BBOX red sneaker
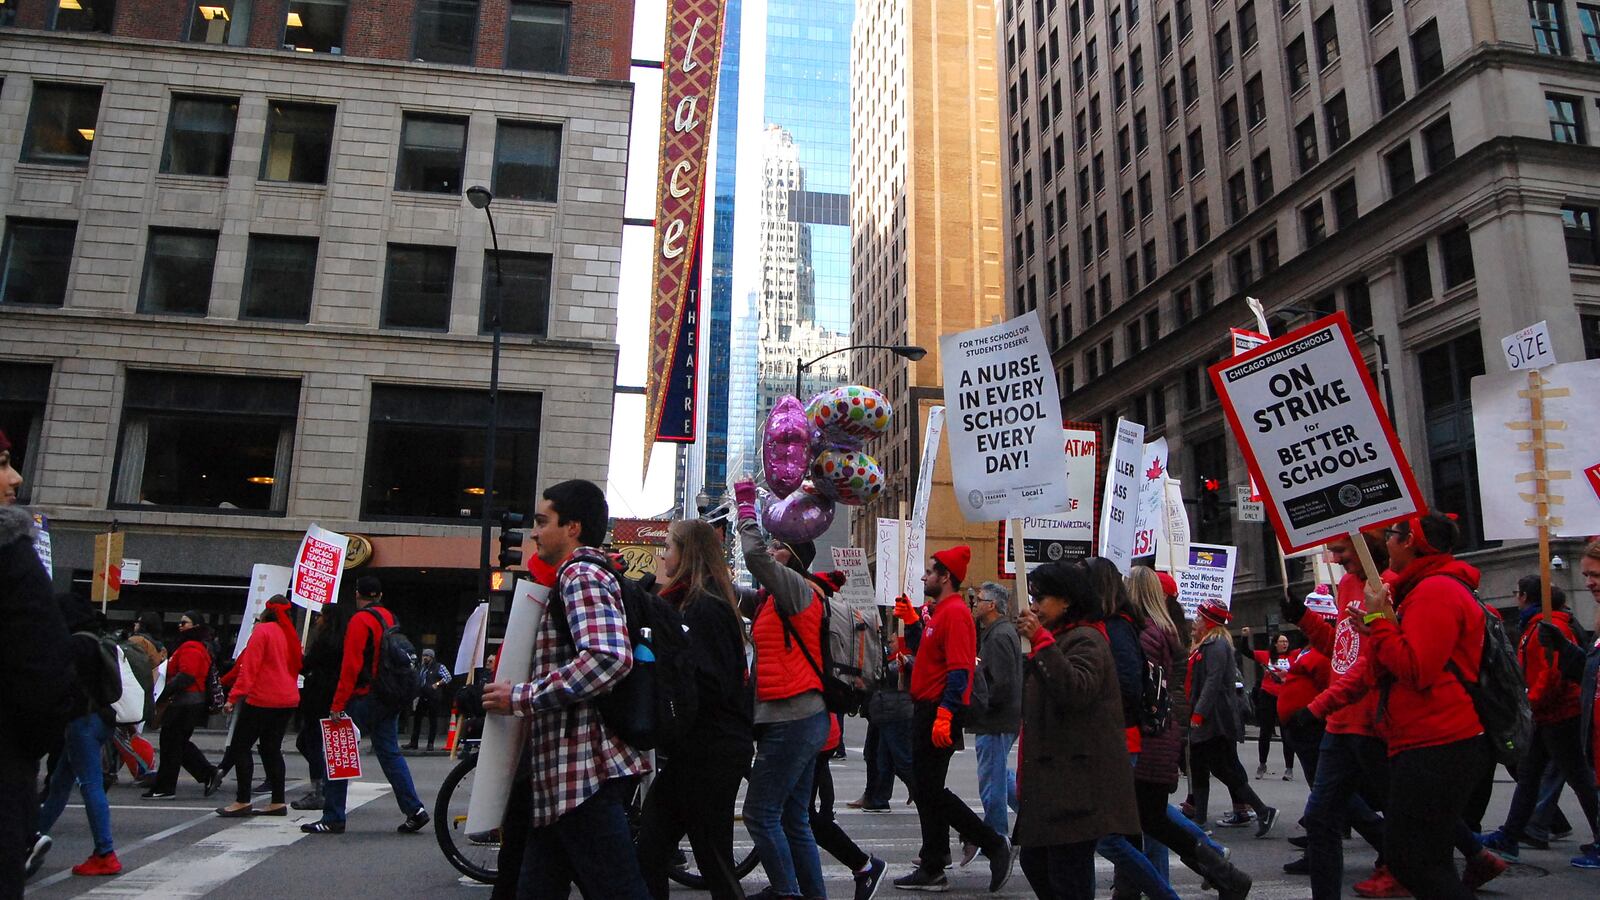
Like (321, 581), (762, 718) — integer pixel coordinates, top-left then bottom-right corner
(1463, 848), (1510, 889)
(72, 852), (122, 876)
(1353, 865), (1411, 898)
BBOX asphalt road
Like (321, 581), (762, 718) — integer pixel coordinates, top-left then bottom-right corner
(24, 725), (1598, 898)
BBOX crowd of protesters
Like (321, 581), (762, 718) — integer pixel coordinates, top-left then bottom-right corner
(9, 416), (1600, 900)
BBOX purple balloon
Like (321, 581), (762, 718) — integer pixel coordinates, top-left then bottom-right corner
(761, 482), (836, 543)
(762, 395), (811, 499)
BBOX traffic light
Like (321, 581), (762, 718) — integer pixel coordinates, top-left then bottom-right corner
(498, 510), (526, 569)
(1198, 478), (1223, 524)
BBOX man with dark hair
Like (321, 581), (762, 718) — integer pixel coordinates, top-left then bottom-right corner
(892, 545), (1013, 892)
(302, 576), (428, 835)
(482, 479), (649, 898)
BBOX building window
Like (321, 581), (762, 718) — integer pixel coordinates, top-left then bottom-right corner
(382, 244), (456, 330)
(1259, 230), (1279, 273)
(1221, 96), (1241, 147)
(1197, 271), (1215, 310)
(1423, 115), (1455, 170)
(1090, 95), (1103, 132)
(0, 363), (51, 506)
(1175, 286), (1193, 323)
(1173, 213), (1190, 259)
(1547, 93), (1587, 144)
(1096, 212), (1109, 253)
(1366, 0), (1392, 26)
(1375, 50), (1405, 115)
(1158, 13), (1173, 57)
(283, 0), (348, 53)
(1346, 276), (1373, 330)
(188, 0), (250, 44)
(1239, 1), (1258, 49)
(1143, 239), (1158, 282)
(1245, 74), (1266, 127)
(242, 236), (318, 322)
(1161, 79), (1178, 125)
(160, 94), (238, 178)
(1125, 252), (1140, 290)
(1193, 198), (1211, 244)
(1301, 199), (1327, 245)
(414, 0), (479, 65)
(1182, 368), (1200, 409)
(1121, 190), (1136, 231)
(1286, 35), (1309, 91)
(113, 371), (300, 514)
(1092, 153), (1105, 192)
(1186, 127), (1204, 176)
(1113, 66), (1127, 107)
(51, 0), (114, 30)
(1530, 1), (1570, 55)
(493, 120), (561, 202)
(1418, 333), (1488, 550)
(1581, 4), (1600, 60)
(1325, 92), (1350, 150)
(482, 251), (552, 336)
(1134, 108), (1149, 151)
(1401, 244), (1432, 305)
(1215, 23), (1234, 73)
(1564, 205), (1599, 265)
(1116, 126), (1131, 167)
(1087, 36), (1098, 71)
(1331, 177), (1358, 230)
(1137, 173), (1153, 217)
(1167, 145), (1183, 193)
(1227, 170), (1248, 223)
(1252, 150), (1274, 200)
(139, 229), (218, 316)
(1231, 246), (1253, 289)
(1440, 224), (1476, 288)
(1110, 5), (1122, 45)
(1192, 433), (1232, 543)
(1412, 19), (1444, 86)
(1181, 59), (1199, 106)
(1314, 9), (1340, 68)
(395, 113), (467, 194)
(1176, 0), (1192, 36)
(1, 219), (75, 308)
(22, 83), (101, 167)
(260, 101), (335, 184)
(1295, 115), (1319, 170)
(1130, 46), (1144, 90)
(1385, 143), (1415, 193)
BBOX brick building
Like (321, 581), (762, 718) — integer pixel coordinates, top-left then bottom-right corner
(998, 0), (1600, 628)
(0, 0), (634, 649)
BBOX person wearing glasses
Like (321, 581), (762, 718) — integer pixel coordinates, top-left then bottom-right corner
(963, 582), (1022, 867)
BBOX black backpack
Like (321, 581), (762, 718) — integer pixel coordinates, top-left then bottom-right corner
(360, 606), (422, 710)
(1139, 658), (1172, 735)
(552, 559), (698, 752)
(1446, 583), (1533, 769)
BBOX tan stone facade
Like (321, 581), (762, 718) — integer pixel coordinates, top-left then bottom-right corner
(851, 0), (1009, 586)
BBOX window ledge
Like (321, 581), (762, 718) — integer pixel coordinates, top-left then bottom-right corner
(14, 162), (89, 180)
(392, 190), (467, 205)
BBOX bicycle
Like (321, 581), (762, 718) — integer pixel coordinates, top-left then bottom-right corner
(434, 742), (760, 887)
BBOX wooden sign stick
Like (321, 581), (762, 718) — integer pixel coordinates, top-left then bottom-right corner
(1010, 518), (1029, 606)
(1528, 369), (1555, 617)
(1348, 529), (1385, 608)
(301, 606), (312, 651)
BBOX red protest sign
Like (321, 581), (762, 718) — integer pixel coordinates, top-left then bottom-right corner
(291, 524), (348, 612)
(321, 717), (362, 781)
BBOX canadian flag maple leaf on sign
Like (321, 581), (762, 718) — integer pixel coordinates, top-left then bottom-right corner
(1144, 458), (1165, 482)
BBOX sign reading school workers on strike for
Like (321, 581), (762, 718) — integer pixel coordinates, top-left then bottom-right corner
(1209, 312), (1423, 553)
(1173, 543), (1238, 621)
(1000, 425), (1099, 575)
(291, 524), (349, 612)
(941, 310), (1071, 522)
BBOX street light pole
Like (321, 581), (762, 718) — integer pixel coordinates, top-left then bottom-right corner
(793, 343), (929, 397)
(467, 185), (504, 603)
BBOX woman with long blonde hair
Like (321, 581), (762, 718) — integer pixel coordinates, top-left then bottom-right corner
(635, 519), (754, 900)
(1187, 601), (1276, 837)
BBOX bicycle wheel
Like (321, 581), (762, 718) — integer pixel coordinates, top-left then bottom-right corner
(433, 752), (499, 884)
(664, 839), (760, 889)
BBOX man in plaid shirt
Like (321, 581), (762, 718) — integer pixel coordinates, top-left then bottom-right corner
(482, 480), (649, 899)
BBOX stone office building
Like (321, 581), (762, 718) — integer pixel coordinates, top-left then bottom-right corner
(999, 0), (1600, 625)
(0, 0), (633, 649)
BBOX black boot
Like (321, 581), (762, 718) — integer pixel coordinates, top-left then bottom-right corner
(1182, 843), (1252, 900)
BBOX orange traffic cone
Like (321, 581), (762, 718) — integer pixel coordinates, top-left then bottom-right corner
(445, 714), (459, 757)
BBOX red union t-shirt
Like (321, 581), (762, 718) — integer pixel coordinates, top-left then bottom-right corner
(909, 594), (978, 704)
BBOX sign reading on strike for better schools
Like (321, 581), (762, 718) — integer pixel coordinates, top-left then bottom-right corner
(1098, 418), (1146, 573)
(1209, 312), (1423, 553)
(291, 524), (349, 612)
(1000, 425), (1099, 575)
(941, 310), (1071, 522)
(321, 716), (362, 780)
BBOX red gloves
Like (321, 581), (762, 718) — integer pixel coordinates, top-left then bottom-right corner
(893, 596), (920, 627)
(733, 480), (758, 522)
(1190, 714), (1204, 727)
(932, 707), (955, 748)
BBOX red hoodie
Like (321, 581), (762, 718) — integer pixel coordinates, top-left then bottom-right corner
(1366, 555), (1485, 756)
(331, 605), (395, 713)
(909, 594), (977, 704)
(168, 637), (210, 695)
(229, 620), (301, 709)
(1520, 609), (1582, 724)
(1276, 647), (1331, 719)
(1302, 571), (1393, 735)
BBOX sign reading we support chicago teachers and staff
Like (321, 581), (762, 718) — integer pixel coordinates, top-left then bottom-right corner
(941, 310), (1071, 522)
(1209, 312), (1422, 553)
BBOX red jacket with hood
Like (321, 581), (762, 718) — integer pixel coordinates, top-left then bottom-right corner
(1520, 609), (1583, 724)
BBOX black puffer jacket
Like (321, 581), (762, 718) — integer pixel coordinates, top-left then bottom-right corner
(0, 506), (72, 757)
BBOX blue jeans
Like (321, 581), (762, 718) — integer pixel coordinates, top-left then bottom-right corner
(1305, 731), (1389, 900)
(974, 732), (1016, 837)
(321, 695), (423, 824)
(866, 716), (914, 806)
(744, 710), (829, 897)
(39, 713), (114, 855)
(1527, 761), (1567, 839)
(1099, 832), (1179, 900)
(518, 775), (648, 900)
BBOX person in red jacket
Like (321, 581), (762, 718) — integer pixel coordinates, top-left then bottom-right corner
(1274, 642), (1330, 784)
(1480, 575), (1600, 860)
(216, 596), (302, 817)
(1241, 629), (1295, 780)
(891, 545), (1013, 892)
(144, 612), (221, 800)
(1355, 511), (1490, 899)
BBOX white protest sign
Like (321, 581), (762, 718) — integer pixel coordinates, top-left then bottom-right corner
(1231, 328), (1269, 357)
(1236, 485), (1265, 522)
(875, 518), (906, 607)
(907, 407), (946, 584)
(1131, 437), (1170, 558)
(121, 559), (141, 585)
(1501, 321), (1556, 372)
(1001, 425), (1099, 574)
(454, 602), (490, 676)
(941, 311), (1071, 522)
(466, 579), (548, 835)
(32, 512), (52, 573)
(290, 524), (349, 611)
(1154, 477), (1191, 572)
(1097, 418), (1145, 573)
(831, 547), (877, 611)
(1245, 296), (1271, 336)
(1209, 312), (1422, 553)
(237, 563), (292, 658)
(1472, 358), (1600, 538)
(1173, 542), (1238, 620)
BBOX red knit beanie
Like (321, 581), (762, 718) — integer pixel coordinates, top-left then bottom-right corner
(932, 546), (971, 584)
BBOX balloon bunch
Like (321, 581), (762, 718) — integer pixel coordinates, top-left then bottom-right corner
(760, 385), (892, 542)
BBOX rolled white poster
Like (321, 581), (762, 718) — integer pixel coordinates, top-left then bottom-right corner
(463, 579), (550, 836)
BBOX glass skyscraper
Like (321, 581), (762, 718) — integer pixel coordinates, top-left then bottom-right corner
(703, 0), (743, 502)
